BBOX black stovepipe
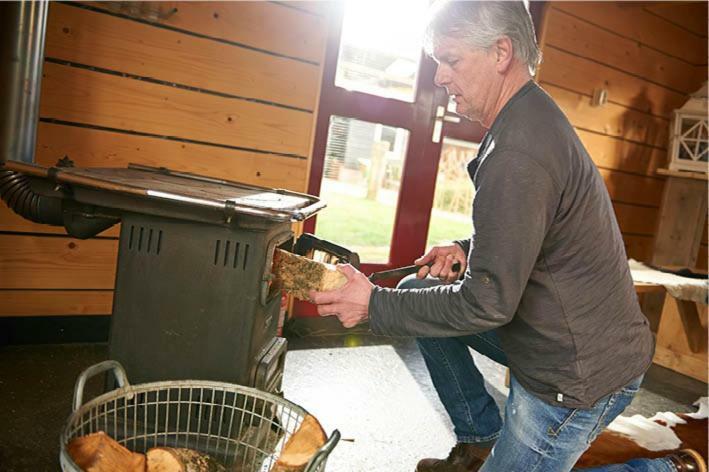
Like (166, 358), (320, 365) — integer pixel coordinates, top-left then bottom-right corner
(0, 169), (63, 225)
(0, 169), (119, 238)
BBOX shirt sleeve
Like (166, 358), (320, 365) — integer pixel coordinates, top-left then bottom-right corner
(369, 149), (560, 337)
(453, 238), (471, 256)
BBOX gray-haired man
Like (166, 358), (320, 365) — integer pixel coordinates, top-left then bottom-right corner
(311, 2), (707, 471)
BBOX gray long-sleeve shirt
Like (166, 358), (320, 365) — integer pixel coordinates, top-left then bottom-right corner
(369, 81), (655, 409)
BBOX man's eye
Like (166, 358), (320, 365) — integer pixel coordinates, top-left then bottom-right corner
(449, 60), (459, 67)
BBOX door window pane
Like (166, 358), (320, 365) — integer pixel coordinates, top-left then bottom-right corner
(335, 0), (429, 102)
(317, 116), (410, 263)
(426, 138), (478, 250)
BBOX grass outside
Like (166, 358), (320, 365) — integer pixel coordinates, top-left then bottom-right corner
(316, 191), (471, 262)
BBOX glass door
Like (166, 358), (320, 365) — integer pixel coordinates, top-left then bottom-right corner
(425, 136), (479, 250)
(306, 0), (436, 269)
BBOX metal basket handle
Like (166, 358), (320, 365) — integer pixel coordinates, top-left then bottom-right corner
(305, 429), (340, 472)
(72, 360), (130, 412)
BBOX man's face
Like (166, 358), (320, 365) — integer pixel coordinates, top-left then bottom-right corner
(432, 35), (500, 125)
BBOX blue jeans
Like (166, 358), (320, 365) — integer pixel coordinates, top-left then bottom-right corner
(400, 276), (673, 472)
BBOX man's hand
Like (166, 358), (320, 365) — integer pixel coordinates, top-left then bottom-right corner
(309, 264), (374, 328)
(415, 243), (467, 284)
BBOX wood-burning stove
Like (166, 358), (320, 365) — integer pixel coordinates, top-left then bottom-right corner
(4, 162), (327, 394)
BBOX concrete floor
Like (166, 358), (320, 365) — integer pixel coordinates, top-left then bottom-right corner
(0, 335), (706, 471)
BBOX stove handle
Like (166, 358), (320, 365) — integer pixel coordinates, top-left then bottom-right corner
(293, 233), (361, 269)
(290, 199), (327, 221)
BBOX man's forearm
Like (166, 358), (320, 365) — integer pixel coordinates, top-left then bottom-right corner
(368, 278), (512, 338)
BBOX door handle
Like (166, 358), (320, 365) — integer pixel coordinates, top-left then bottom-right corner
(432, 105), (461, 143)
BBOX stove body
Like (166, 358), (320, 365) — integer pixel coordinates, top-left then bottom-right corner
(110, 211), (291, 392)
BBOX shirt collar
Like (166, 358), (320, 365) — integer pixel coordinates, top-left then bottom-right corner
(466, 80), (536, 182)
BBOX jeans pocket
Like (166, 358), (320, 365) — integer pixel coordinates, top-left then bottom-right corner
(587, 395), (616, 443)
(546, 407), (580, 437)
(620, 385), (640, 396)
(587, 389), (636, 443)
(619, 374), (644, 396)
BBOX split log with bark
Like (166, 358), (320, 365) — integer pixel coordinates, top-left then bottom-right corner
(146, 447), (226, 472)
(270, 415), (328, 472)
(67, 431), (226, 472)
(67, 431), (146, 472)
(272, 249), (348, 300)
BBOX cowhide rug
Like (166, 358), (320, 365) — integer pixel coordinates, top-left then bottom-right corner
(576, 397), (708, 468)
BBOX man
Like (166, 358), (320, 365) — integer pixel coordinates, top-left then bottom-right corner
(310, 2), (707, 471)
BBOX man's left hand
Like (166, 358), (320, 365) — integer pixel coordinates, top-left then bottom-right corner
(309, 264), (374, 328)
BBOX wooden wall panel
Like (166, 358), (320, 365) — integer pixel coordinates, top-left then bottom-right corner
(623, 235), (653, 262)
(545, 84), (669, 148)
(539, 47), (687, 117)
(0, 291), (113, 316)
(35, 122), (309, 191)
(643, 3), (709, 38)
(597, 169), (663, 208)
(285, 2), (331, 17)
(85, 1), (327, 63)
(0, 235), (117, 290)
(697, 219), (708, 271)
(0, 206), (120, 237)
(47, 3), (320, 111)
(613, 203), (657, 236)
(697, 245), (708, 271)
(544, 7), (703, 94)
(552, 2), (707, 65)
(576, 129), (666, 177)
(0, 208), (65, 235)
(2, 1), (328, 318)
(40, 62), (313, 158)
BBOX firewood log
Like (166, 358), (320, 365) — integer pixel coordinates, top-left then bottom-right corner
(67, 431), (146, 472)
(146, 447), (226, 472)
(270, 415), (327, 472)
(272, 249), (348, 300)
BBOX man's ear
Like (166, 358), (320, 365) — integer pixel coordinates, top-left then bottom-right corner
(494, 36), (514, 73)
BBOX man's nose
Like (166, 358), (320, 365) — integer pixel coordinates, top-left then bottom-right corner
(433, 65), (450, 88)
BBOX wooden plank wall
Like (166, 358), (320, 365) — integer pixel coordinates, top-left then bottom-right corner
(699, 224), (708, 271)
(537, 1), (708, 264)
(0, 2), (328, 317)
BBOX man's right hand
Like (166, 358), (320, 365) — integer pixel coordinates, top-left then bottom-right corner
(415, 243), (467, 284)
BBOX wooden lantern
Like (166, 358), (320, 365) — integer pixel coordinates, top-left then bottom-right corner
(669, 82), (708, 173)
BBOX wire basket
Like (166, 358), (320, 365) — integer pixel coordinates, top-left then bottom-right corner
(60, 361), (339, 472)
